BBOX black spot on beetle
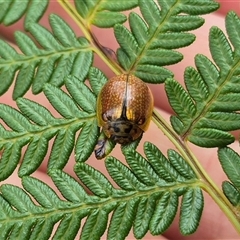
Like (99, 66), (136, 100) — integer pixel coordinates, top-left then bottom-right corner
(113, 126), (120, 133)
(124, 125), (132, 133)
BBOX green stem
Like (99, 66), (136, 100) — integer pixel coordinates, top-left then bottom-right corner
(152, 109), (240, 234)
(57, 0), (122, 75)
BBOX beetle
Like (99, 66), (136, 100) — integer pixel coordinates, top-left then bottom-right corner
(95, 74), (153, 159)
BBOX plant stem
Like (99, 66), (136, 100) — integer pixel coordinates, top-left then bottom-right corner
(57, 0), (122, 75)
(152, 109), (240, 234)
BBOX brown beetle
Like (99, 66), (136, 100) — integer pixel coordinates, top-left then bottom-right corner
(95, 74), (153, 159)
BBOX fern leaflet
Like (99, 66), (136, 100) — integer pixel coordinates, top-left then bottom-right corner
(114, 0), (219, 83)
(166, 12), (240, 147)
(0, 0), (48, 27)
(0, 70), (108, 180)
(0, 14), (92, 99)
(218, 147), (240, 207)
(74, 0), (138, 28)
(0, 143), (203, 239)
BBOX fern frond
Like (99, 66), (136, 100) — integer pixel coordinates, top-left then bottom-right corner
(0, 142), (203, 239)
(114, 0), (219, 83)
(74, 0), (138, 28)
(0, 0), (48, 27)
(0, 74), (103, 180)
(166, 11), (240, 147)
(0, 14), (93, 99)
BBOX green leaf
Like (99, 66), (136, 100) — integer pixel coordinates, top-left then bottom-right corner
(0, 193), (19, 218)
(0, 143), (23, 181)
(24, 0), (49, 29)
(43, 84), (82, 119)
(49, 14), (79, 47)
(0, 66), (18, 96)
(1, 0), (28, 25)
(0, 184), (37, 213)
(0, 172), (103, 239)
(32, 59), (56, 94)
(17, 98), (55, 126)
(195, 54), (219, 94)
(184, 66), (209, 104)
(0, 1), (224, 238)
(65, 75), (96, 114)
(222, 181), (240, 206)
(70, 51), (93, 81)
(150, 192), (178, 234)
(13, 63), (37, 99)
(114, 24), (139, 67)
(92, 12), (126, 28)
(170, 116), (185, 134)
(150, 32), (196, 49)
(133, 195), (159, 239)
(28, 23), (62, 51)
(18, 136), (48, 177)
(199, 112), (240, 131)
(0, 104), (35, 132)
(139, 49), (183, 66)
(209, 26), (233, 73)
(178, 0), (219, 15)
(74, 0), (88, 18)
(218, 147), (240, 188)
(15, 31), (41, 55)
(47, 128), (76, 170)
(9, 220), (36, 240)
(0, 88), (93, 180)
(105, 156), (145, 190)
(0, 1), (11, 22)
(75, 120), (99, 162)
(144, 142), (183, 182)
(29, 217), (62, 240)
(75, 162), (114, 198)
(129, 12), (148, 48)
(166, 16), (205, 31)
(49, 54), (77, 87)
(52, 213), (81, 240)
(22, 176), (63, 208)
(98, 0), (138, 11)
(0, 140), (204, 239)
(135, 65), (173, 83)
(74, 0), (137, 27)
(0, 39), (19, 59)
(226, 11), (240, 57)
(80, 209), (108, 240)
(139, 0), (161, 33)
(0, 0), (48, 26)
(50, 169), (89, 203)
(167, 150), (196, 179)
(125, 149), (163, 186)
(188, 128), (234, 147)
(180, 188), (204, 235)
(107, 198), (139, 240)
(165, 78), (196, 120)
(88, 67), (108, 96)
(211, 93), (240, 112)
